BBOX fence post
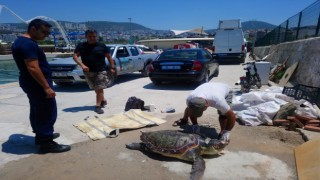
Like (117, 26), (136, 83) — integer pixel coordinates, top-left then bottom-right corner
(284, 20), (289, 42)
(277, 26), (281, 44)
(296, 12), (302, 40)
(316, 12), (320, 36)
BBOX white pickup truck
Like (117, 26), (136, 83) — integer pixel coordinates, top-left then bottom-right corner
(49, 44), (159, 87)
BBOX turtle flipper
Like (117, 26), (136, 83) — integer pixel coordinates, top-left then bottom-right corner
(190, 156), (205, 180)
(125, 142), (142, 150)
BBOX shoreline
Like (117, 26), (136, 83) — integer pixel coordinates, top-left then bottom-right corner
(0, 52), (73, 61)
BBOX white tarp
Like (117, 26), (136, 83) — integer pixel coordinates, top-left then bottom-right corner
(232, 87), (318, 126)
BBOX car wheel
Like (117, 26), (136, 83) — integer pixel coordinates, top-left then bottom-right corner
(239, 57), (245, 64)
(253, 76), (262, 88)
(106, 71), (116, 87)
(213, 68), (219, 77)
(54, 81), (73, 86)
(141, 63), (151, 77)
(152, 80), (161, 86)
(202, 71), (209, 83)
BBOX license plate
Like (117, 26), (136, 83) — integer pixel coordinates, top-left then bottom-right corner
(161, 66), (181, 70)
(52, 72), (67, 77)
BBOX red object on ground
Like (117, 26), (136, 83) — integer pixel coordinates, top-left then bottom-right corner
(304, 125), (320, 132)
(295, 114), (314, 122)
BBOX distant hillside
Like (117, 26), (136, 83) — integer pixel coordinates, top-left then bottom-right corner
(205, 20), (277, 34)
(60, 21), (151, 31)
(1, 20), (276, 33)
(1, 20), (151, 32)
(242, 21), (276, 31)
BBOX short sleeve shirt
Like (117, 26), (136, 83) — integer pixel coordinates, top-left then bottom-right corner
(186, 82), (232, 114)
(74, 42), (109, 72)
(12, 36), (51, 86)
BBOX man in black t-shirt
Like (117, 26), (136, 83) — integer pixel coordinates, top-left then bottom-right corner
(73, 29), (115, 114)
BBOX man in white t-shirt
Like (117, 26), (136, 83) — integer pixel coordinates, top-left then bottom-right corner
(174, 82), (236, 143)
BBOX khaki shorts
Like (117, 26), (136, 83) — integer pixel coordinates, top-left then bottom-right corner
(218, 91), (233, 116)
(84, 71), (108, 90)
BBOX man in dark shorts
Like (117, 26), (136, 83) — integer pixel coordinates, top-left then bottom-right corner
(174, 82), (236, 143)
(12, 19), (71, 153)
(73, 29), (115, 114)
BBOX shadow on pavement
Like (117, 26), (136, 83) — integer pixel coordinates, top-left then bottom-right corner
(53, 83), (90, 92)
(143, 82), (199, 91)
(63, 105), (95, 113)
(2, 134), (37, 155)
(114, 73), (146, 84)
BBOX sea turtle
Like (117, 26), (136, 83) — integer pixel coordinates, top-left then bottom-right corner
(126, 130), (227, 180)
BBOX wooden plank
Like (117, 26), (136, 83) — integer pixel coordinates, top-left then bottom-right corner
(295, 138), (320, 180)
(278, 62), (299, 86)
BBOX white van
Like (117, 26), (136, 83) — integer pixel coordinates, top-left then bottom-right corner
(212, 20), (246, 63)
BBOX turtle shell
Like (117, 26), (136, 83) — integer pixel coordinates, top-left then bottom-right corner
(140, 130), (201, 156)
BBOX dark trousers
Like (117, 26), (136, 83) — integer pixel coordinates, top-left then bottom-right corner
(21, 83), (57, 143)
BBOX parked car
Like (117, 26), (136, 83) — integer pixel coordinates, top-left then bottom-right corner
(148, 48), (219, 85)
(49, 44), (159, 87)
(135, 44), (158, 54)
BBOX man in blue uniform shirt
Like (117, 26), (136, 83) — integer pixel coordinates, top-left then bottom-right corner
(12, 19), (71, 153)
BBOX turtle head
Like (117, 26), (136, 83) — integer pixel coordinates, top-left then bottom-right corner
(202, 138), (227, 155)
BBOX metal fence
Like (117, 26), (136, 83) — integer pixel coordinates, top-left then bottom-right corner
(255, 0), (320, 47)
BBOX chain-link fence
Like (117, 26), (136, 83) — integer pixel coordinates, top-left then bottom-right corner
(255, 0), (320, 47)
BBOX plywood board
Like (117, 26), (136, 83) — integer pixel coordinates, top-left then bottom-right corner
(278, 62), (299, 86)
(73, 109), (166, 140)
(294, 137), (320, 180)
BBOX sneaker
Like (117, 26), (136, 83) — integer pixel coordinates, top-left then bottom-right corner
(100, 100), (107, 108)
(38, 141), (71, 154)
(95, 106), (104, 114)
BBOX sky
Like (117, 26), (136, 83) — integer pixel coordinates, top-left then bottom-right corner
(0, 0), (317, 30)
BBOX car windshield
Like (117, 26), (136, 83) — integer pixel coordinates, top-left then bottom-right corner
(140, 46), (153, 52)
(158, 50), (199, 60)
(106, 46), (116, 55)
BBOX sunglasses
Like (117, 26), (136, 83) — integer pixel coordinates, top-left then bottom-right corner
(41, 30), (51, 35)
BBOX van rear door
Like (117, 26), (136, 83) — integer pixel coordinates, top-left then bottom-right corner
(215, 30), (229, 53)
(228, 29), (244, 53)
(215, 29), (244, 53)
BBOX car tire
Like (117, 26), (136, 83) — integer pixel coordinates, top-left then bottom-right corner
(151, 80), (161, 86)
(253, 76), (262, 88)
(54, 81), (73, 86)
(239, 57), (245, 64)
(141, 63), (151, 77)
(213, 68), (219, 77)
(202, 71), (209, 83)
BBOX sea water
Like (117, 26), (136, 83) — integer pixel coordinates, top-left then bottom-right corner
(0, 58), (54, 85)
(0, 60), (19, 84)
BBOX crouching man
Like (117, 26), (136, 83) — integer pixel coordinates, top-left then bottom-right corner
(174, 82), (236, 143)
